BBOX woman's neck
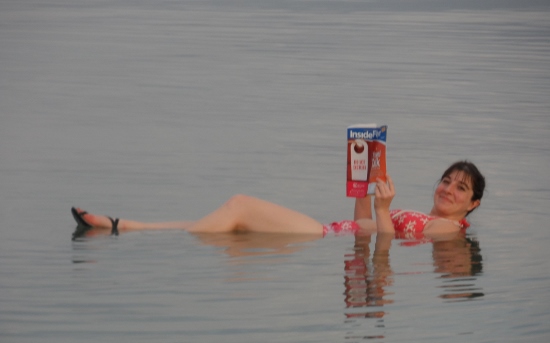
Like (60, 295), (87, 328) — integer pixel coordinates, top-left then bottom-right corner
(429, 207), (465, 222)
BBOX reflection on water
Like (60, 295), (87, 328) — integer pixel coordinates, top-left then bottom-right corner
(191, 232), (317, 258)
(433, 236), (484, 302)
(192, 232), (319, 283)
(342, 232), (484, 339)
(344, 234), (393, 317)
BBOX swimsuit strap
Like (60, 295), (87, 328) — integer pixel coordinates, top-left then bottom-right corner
(391, 209), (435, 219)
(458, 218), (470, 229)
(390, 209), (408, 219)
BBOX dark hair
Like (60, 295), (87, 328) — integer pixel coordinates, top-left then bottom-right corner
(440, 160), (485, 216)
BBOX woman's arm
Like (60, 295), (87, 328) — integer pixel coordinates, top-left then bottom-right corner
(354, 195), (373, 221)
(422, 219), (462, 237)
(354, 195), (378, 232)
(374, 176), (396, 233)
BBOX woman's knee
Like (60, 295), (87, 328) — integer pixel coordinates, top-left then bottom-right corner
(224, 194), (255, 211)
(221, 194), (258, 229)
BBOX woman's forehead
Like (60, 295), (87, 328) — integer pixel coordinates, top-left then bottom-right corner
(447, 170), (473, 185)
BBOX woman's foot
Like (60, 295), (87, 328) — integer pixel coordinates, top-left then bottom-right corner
(71, 207), (120, 240)
(72, 207), (116, 229)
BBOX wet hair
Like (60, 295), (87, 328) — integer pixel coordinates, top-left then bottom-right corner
(440, 160), (486, 216)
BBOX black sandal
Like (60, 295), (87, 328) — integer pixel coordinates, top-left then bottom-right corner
(71, 207), (120, 239)
(71, 207), (92, 228)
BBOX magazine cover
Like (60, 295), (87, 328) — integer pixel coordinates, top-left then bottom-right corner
(346, 124), (387, 197)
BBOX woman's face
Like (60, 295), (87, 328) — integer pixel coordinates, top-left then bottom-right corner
(432, 170), (480, 220)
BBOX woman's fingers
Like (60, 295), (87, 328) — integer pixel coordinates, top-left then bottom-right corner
(375, 177), (391, 197)
(375, 181), (384, 198)
(387, 175), (395, 194)
(374, 176), (394, 212)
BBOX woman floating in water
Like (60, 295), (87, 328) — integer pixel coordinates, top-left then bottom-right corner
(71, 160), (485, 240)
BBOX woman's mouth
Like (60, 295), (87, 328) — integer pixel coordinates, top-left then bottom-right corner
(439, 196), (453, 203)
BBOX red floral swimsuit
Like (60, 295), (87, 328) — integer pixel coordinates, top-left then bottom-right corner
(323, 209), (469, 237)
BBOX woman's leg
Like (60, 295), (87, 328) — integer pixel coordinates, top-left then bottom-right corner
(73, 194), (324, 236)
(73, 208), (193, 232)
(186, 194), (323, 235)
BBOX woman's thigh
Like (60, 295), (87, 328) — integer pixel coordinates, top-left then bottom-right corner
(188, 194), (324, 235)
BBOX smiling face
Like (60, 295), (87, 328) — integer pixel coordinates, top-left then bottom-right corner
(431, 170), (480, 221)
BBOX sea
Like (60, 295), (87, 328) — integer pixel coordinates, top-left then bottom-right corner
(1, 0), (549, 342)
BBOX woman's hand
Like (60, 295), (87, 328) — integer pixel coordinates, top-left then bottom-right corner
(374, 175), (396, 233)
(374, 175), (395, 212)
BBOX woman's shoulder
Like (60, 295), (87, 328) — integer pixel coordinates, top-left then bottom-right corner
(423, 217), (469, 234)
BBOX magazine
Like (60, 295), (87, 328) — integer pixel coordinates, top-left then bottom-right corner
(346, 124), (387, 197)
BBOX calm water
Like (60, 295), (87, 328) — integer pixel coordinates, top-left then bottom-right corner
(1, 1), (549, 342)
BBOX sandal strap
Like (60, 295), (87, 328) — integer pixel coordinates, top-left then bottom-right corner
(108, 217), (120, 236)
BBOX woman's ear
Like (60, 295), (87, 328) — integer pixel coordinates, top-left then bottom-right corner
(468, 199), (481, 212)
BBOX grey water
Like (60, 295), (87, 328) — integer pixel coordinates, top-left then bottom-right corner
(1, 0), (549, 342)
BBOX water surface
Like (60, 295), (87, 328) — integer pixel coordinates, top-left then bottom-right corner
(1, 1), (549, 342)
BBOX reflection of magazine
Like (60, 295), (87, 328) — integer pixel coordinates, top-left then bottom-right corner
(346, 124), (387, 197)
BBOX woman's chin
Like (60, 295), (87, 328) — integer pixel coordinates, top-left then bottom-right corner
(433, 204), (452, 217)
